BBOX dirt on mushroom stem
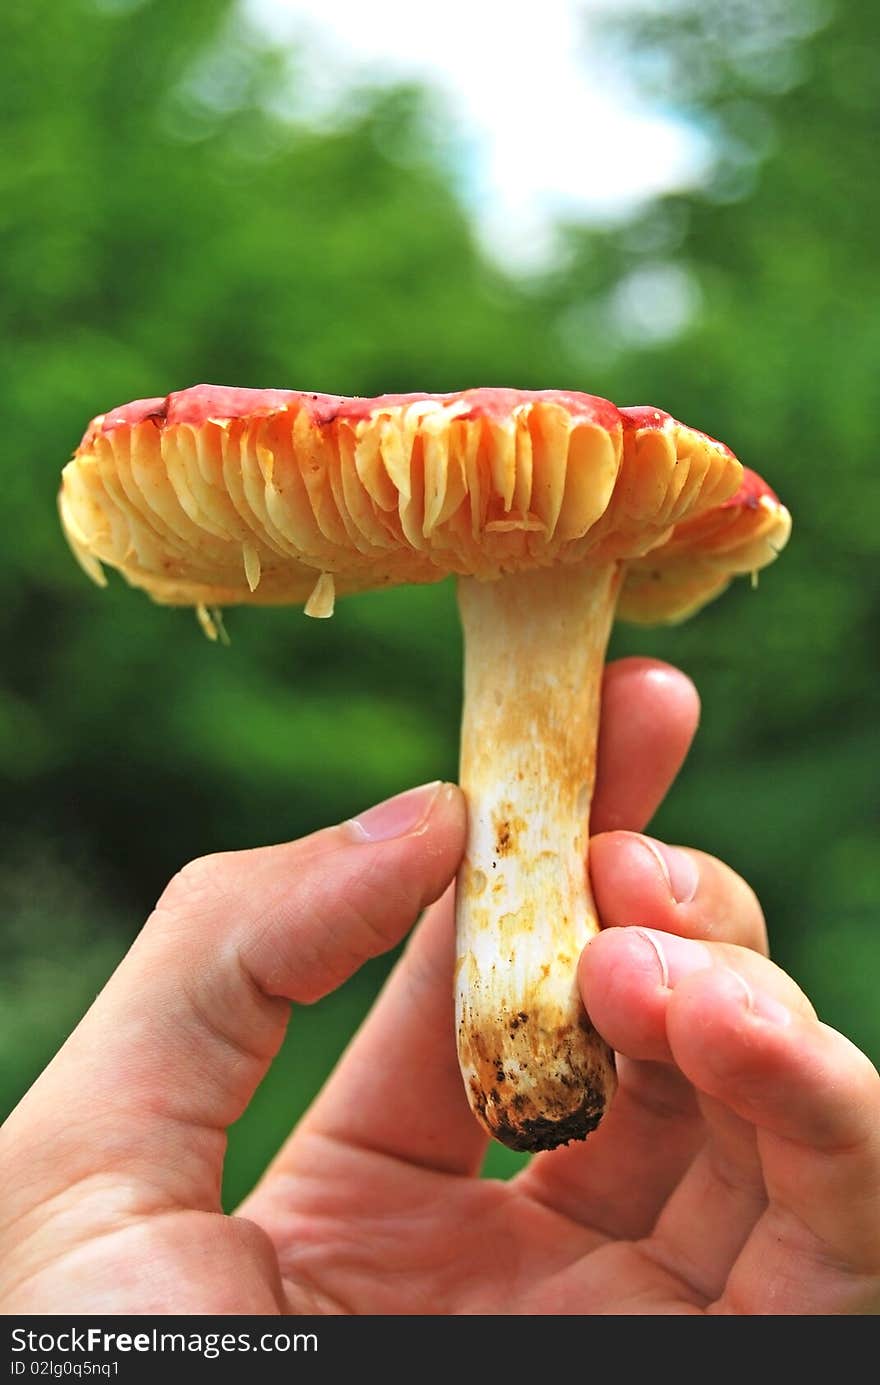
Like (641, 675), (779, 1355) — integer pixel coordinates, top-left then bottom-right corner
(455, 560), (620, 1152)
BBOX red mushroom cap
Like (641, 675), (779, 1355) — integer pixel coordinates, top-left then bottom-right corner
(59, 384), (787, 621)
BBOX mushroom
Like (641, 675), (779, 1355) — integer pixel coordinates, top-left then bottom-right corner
(58, 385), (791, 1151)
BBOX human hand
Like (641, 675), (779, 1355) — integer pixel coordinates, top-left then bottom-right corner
(1, 658), (877, 1315)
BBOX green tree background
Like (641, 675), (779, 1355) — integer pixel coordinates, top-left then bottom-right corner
(2, 0), (878, 1196)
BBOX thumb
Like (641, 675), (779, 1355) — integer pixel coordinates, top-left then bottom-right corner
(2, 782), (465, 1215)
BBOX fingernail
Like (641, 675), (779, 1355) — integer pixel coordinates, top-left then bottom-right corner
(346, 781), (443, 843)
(633, 928), (670, 986)
(722, 967), (792, 1026)
(634, 928), (712, 987)
(644, 837), (700, 904)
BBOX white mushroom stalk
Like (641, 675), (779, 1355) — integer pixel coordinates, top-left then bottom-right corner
(457, 561), (620, 1150)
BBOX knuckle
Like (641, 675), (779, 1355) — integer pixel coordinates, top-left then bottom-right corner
(738, 877), (768, 952)
(155, 851), (238, 923)
(839, 1036), (880, 1098)
(702, 857), (768, 953)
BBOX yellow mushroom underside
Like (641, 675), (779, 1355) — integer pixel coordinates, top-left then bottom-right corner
(59, 397), (746, 613)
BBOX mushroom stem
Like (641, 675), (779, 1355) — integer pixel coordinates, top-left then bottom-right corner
(456, 560), (621, 1152)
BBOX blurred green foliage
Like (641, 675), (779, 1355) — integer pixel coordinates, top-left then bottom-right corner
(1, 0), (878, 1201)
